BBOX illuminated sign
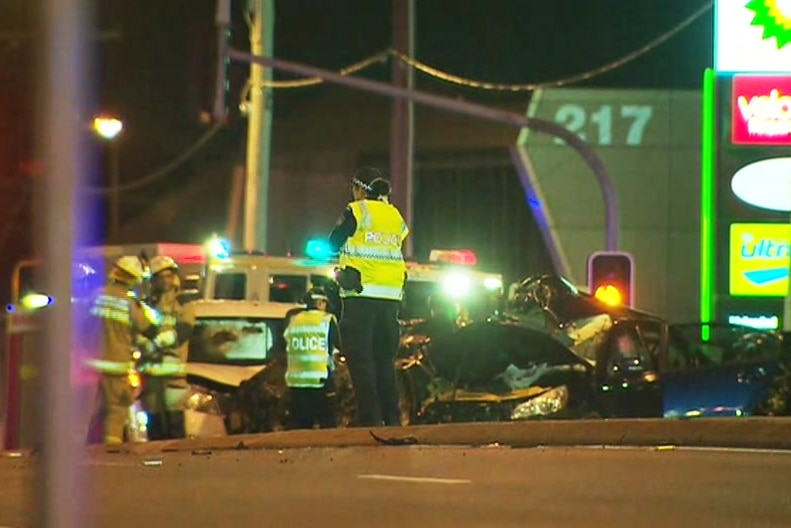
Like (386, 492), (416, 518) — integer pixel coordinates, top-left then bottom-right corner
(730, 223), (791, 296)
(716, 0), (791, 73)
(728, 313), (780, 329)
(731, 157), (791, 211)
(731, 75), (791, 145)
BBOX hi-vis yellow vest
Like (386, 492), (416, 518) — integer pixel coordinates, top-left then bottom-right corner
(284, 310), (334, 388)
(338, 199), (409, 300)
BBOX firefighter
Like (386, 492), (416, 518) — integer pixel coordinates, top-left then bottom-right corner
(283, 287), (341, 429)
(328, 167), (409, 427)
(85, 256), (177, 445)
(139, 255), (196, 440)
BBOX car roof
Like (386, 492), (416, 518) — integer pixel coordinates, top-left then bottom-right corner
(190, 299), (303, 319)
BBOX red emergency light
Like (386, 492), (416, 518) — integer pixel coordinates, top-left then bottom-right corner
(177, 254), (206, 264)
(428, 249), (478, 266)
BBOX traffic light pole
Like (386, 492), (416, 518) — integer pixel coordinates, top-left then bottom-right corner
(225, 48), (620, 251)
(390, 0), (415, 257)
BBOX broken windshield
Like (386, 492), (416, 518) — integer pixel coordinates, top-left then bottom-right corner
(188, 317), (286, 365)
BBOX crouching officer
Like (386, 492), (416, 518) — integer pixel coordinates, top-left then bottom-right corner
(138, 255), (196, 440)
(84, 256), (177, 445)
(283, 287), (341, 429)
(328, 167), (409, 426)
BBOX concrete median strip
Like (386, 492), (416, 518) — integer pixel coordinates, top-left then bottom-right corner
(72, 417), (791, 456)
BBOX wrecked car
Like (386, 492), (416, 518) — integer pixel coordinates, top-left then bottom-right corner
(394, 275), (666, 423)
(182, 299), (356, 436)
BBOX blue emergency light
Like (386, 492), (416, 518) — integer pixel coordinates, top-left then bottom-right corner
(305, 238), (334, 261)
(206, 235), (232, 259)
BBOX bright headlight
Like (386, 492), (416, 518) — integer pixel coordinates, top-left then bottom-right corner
(484, 277), (503, 291)
(441, 271), (472, 298)
(511, 385), (569, 420)
(185, 386), (223, 415)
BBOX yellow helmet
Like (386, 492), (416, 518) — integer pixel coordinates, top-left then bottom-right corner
(149, 255), (178, 276)
(113, 256), (146, 284)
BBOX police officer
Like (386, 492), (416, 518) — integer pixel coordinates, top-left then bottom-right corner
(283, 287), (341, 429)
(85, 256), (176, 445)
(328, 167), (409, 427)
(139, 255), (196, 440)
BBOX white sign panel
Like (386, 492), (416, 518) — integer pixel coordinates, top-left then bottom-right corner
(715, 0), (791, 73)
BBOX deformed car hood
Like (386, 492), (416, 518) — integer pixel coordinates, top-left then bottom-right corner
(424, 321), (589, 384)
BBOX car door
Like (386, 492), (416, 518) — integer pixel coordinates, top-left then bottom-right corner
(596, 321), (663, 418)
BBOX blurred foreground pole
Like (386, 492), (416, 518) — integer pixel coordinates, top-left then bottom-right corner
(35, 0), (91, 526)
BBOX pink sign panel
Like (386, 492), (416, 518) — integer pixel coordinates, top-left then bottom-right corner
(732, 75), (791, 146)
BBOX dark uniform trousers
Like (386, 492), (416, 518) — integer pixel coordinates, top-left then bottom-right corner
(340, 297), (402, 427)
(287, 377), (337, 430)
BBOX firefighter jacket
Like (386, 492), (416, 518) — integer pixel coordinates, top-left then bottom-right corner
(147, 290), (195, 388)
(284, 310), (337, 388)
(85, 283), (164, 374)
(337, 199), (409, 301)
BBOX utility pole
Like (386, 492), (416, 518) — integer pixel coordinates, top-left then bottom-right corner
(390, 0), (415, 256)
(243, 0), (274, 252)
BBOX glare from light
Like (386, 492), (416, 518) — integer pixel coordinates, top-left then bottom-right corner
(483, 277), (503, 291)
(206, 234), (231, 259)
(594, 284), (623, 306)
(92, 116), (123, 140)
(20, 293), (54, 311)
(305, 238), (333, 261)
(442, 271), (472, 298)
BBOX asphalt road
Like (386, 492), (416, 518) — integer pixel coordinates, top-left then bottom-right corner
(2, 444), (790, 527)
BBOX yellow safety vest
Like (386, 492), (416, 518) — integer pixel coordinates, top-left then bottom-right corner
(284, 310), (334, 388)
(338, 199), (409, 301)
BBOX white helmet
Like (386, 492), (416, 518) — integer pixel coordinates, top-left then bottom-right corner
(113, 256), (146, 282)
(149, 255), (178, 275)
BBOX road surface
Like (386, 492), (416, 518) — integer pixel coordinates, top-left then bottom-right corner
(2, 444), (790, 527)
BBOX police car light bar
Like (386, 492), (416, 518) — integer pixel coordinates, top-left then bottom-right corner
(428, 249), (478, 266)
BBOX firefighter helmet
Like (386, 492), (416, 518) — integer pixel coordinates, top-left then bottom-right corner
(149, 255), (178, 276)
(113, 256), (146, 283)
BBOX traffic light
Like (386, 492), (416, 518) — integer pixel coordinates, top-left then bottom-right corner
(587, 251), (634, 307)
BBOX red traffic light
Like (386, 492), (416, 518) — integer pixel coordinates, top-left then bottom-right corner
(587, 251), (634, 306)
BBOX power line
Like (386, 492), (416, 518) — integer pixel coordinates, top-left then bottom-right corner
(84, 121), (225, 194)
(390, 1), (713, 92)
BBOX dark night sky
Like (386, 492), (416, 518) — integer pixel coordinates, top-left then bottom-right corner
(91, 0), (714, 126)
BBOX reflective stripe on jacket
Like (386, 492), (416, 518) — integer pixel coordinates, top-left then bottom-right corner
(284, 310), (334, 388)
(338, 199), (408, 301)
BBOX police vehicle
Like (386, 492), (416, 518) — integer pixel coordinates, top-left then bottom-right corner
(201, 237), (505, 322)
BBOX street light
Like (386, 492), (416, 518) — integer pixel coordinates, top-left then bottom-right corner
(92, 116), (122, 139)
(92, 115), (122, 240)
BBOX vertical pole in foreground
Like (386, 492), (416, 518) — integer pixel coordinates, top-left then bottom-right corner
(36, 0), (90, 526)
(243, 0), (274, 252)
(390, 0), (415, 256)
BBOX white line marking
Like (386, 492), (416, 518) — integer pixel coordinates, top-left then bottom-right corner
(358, 474), (471, 485)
